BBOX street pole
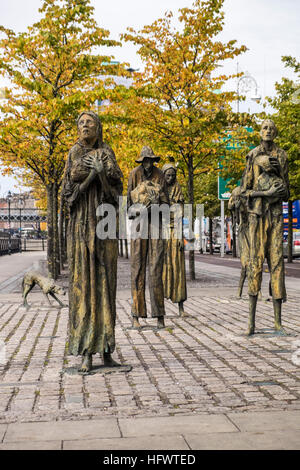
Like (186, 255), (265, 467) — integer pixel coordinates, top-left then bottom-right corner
(236, 62), (239, 113)
(19, 206), (22, 252)
(196, 204), (204, 253)
(221, 200), (225, 258)
(7, 191), (12, 255)
(18, 196), (25, 253)
(237, 71), (261, 114)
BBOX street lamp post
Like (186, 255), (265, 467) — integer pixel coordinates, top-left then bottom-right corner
(7, 190), (12, 255)
(237, 72), (261, 113)
(19, 196), (25, 252)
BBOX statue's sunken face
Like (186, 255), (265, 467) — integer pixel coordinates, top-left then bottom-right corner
(164, 168), (176, 185)
(142, 157), (154, 174)
(77, 113), (97, 141)
(260, 120), (277, 142)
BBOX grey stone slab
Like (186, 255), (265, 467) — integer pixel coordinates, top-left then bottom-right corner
(0, 440), (61, 450)
(185, 430), (300, 450)
(119, 414), (237, 437)
(0, 424), (7, 442)
(5, 419), (120, 442)
(63, 434), (189, 450)
(227, 411), (300, 432)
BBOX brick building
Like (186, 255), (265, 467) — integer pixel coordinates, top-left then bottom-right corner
(0, 191), (46, 233)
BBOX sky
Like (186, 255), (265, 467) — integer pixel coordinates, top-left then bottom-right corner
(0, 0), (299, 196)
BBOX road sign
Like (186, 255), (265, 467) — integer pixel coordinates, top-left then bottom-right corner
(218, 176), (232, 200)
(218, 127), (253, 200)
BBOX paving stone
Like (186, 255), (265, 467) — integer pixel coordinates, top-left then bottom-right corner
(63, 434), (189, 450)
(0, 440), (61, 450)
(119, 414), (237, 437)
(0, 424), (7, 441)
(227, 410), (300, 432)
(1, 256), (300, 423)
(185, 430), (300, 450)
(4, 419), (120, 442)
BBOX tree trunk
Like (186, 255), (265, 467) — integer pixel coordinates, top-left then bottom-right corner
(119, 239), (124, 257)
(287, 200), (293, 263)
(209, 217), (213, 255)
(125, 239), (128, 259)
(188, 157), (195, 280)
(232, 210), (237, 258)
(46, 184), (55, 278)
(64, 216), (68, 262)
(46, 182), (60, 279)
(53, 181), (60, 278)
(58, 195), (65, 272)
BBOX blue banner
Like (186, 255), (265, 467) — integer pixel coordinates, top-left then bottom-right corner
(283, 200), (300, 239)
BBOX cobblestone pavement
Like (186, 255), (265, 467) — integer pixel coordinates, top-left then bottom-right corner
(0, 267), (299, 424)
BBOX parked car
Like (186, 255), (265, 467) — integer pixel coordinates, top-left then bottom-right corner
(212, 237), (232, 254)
(283, 231), (300, 258)
(204, 238), (218, 253)
(213, 238), (221, 253)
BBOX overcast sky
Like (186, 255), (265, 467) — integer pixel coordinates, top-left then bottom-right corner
(0, 0), (299, 196)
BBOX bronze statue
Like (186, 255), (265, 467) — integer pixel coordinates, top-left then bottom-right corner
(239, 119), (289, 336)
(228, 186), (248, 298)
(62, 111), (123, 372)
(161, 163), (187, 315)
(127, 146), (169, 329)
(22, 271), (66, 309)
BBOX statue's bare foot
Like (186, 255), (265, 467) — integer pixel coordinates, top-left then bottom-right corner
(103, 352), (121, 367)
(79, 353), (92, 373)
(157, 316), (165, 329)
(274, 326), (288, 336)
(132, 316), (141, 329)
(179, 302), (186, 316)
(245, 327), (255, 336)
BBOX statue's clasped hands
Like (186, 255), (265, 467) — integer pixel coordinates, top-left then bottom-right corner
(248, 181), (286, 198)
(268, 181), (286, 197)
(145, 189), (158, 208)
(269, 157), (281, 173)
(83, 150), (104, 174)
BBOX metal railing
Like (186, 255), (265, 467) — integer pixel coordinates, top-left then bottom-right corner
(0, 233), (21, 256)
(22, 238), (47, 252)
(0, 232), (47, 255)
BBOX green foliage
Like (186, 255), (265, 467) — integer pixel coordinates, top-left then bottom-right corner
(0, 0), (124, 190)
(266, 56), (300, 201)
(0, 0), (126, 277)
(121, 0), (248, 205)
(195, 172), (220, 218)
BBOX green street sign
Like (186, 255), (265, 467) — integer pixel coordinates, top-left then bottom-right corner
(218, 127), (253, 200)
(218, 176), (232, 200)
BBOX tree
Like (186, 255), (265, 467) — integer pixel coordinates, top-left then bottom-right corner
(121, 0), (247, 279)
(266, 56), (300, 263)
(194, 171), (220, 254)
(0, 0), (124, 277)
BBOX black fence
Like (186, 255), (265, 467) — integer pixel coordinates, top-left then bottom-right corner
(0, 233), (21, 255)
(22, 238), (47, 251)
(0, 232), (47, 255)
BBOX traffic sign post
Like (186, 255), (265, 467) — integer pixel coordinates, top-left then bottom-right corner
(218, 175), (231, 258)
(218, 176), (232, 201)
(217, 127), (253, 256)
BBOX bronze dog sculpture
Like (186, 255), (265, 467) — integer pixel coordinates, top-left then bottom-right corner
(22, 271), (66, 309)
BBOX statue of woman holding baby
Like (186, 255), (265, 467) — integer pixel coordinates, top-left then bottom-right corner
(62, 111), (123, 372)
(240, 119), (289, 336)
